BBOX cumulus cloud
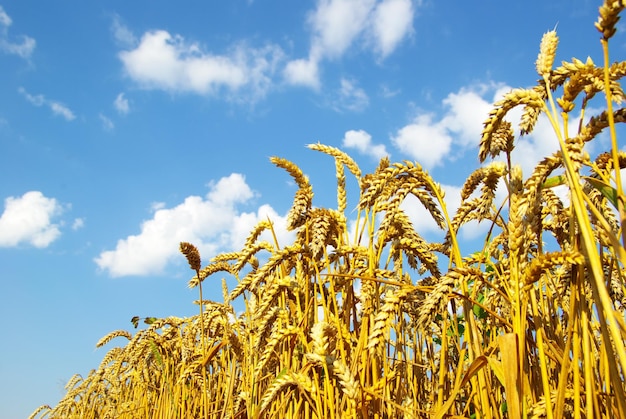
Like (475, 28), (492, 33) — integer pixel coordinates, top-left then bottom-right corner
(119, 30), (284, 101)
(342, 129), (388, 160)
(392, 114), (453, 169)
(0, 6), (35, 59)
(18, 87), (76, 121)
(0, 191), (65, 248)
(114, 92), (130, 114)
(94, 174), (292, 277)
(391, 84), (509, 169)
(285, 0), (417, 88)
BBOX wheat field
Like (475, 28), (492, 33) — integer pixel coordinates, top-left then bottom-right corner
(32, 1), (626, 418)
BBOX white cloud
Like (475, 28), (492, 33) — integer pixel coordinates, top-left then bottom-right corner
(72, 218), (85, 230)
(342, 129), (388, 160)
(0, 191), (65, 248)
(18, 87), (44, 106)
(440, 87), (494, 147)
(0, 6), (35, 59)
(99, 113), (114, 130)
(400, 183), (460, 236)
(94, 174), (292, 277)
(380, 84), (400, 98)
(333, 78), (369, 112)
(114, 93), (130, 114)
(399, 183), (492, 243)
(286, 0), (417, 89)
(119, 30), (284, 101)
(308, 0), (376, 59)
(391, 114), (453, 169)
(391, 83), (510, 169)
(283, 56), (321, 89)
(18, 87), (76, 121)
(370, 0), (415, 58)
(49, 101), (76, 121)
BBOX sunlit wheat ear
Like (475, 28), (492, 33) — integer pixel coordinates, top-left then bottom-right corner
(288, 184), (314, 230)
(417, 268), (480, 331)
(480, 88), (545, 163)
(254, 275), (296, 323)
(27, 405), (51, 419)
(360, 161), (445, 230)
(255, 324), (300, 378)
(536, 29), (559, 77)
(524, 250), (585, 285)
(310, 321), (337, 357)
(596, 0), (626, 39)
(271, 156), (313, 230)
(188, 260), (233, 288)
(270, 156), (309, 188)
(229, 245), (300, 301)
(446, 162), (507, 246)
(518, 85), (548, 136)
(481, 120), (515, 161)
(255, 306), (285, 351)
(234, 241), (274, 272)
(331, 358), (361, 401)
(244, 219), (273, 247)
(259, 370), (316, 415)
(335, 159), (347, 213)
(367, 286), (414, 355)
(379, 208), (441, 276)
(96, 329), (133, 348)
(98, 347), (124, 371)
(462, 161), (507, 203)
(180, 241), (201, 272)
(301, 208), (346, 259)
(307, 142), (362, 179)
(595, 150), (626, 172)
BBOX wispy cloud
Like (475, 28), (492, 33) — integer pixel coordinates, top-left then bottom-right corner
(332, 78), (369, 112)
(72, 218), (85, 231)
(0, 6), (35, 59)
(110, 14), (137, 48)
(114, 92), (130, 114)
(95, 174), (292, 277)
(99, 113), (114, 131)
(49, 101), (76, 121)
(0, 191), (65, 248)
(18, 87), (76, 121)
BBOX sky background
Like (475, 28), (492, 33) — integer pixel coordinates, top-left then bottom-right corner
(0, 1), (623, 417)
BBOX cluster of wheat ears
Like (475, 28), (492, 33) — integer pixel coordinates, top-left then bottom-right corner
(32, 2), (626, 418)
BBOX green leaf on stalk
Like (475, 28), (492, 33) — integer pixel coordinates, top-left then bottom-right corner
(542, 174), (567, 189)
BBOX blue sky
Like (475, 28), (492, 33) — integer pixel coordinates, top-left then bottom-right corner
(0, 1), (621, 417)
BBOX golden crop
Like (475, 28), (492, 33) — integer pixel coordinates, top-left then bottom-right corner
(32, 1), (626, 418)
